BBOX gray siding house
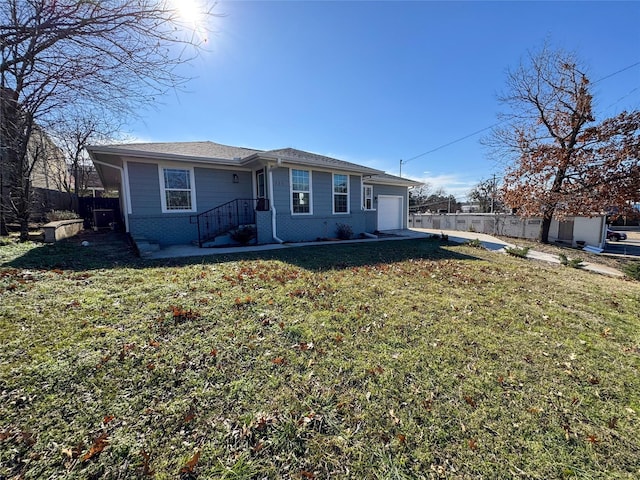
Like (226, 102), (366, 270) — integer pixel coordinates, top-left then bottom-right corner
(87, 141), (420, 247)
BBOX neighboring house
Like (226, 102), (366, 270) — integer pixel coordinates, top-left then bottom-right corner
(86, 141), (421, 246)
(1, 123), (74, 224)
(73, 165), (107, 197)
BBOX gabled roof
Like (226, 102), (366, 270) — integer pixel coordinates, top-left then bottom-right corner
(87, 140), (422, 187)
(255, 147), (382, 175)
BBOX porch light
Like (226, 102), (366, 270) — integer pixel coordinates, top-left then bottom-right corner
(233, 173), (239, 183)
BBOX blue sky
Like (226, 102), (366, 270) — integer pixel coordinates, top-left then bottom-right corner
(129, 1), (640, 201)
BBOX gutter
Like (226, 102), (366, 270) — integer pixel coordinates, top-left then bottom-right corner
(90, 159), (130, 233)
(268, 165), (284, 244)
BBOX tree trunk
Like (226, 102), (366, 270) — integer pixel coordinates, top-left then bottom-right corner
(17, 177), (32, 242)
(539, 209), (554, 244)
(0, 171), (7, 236)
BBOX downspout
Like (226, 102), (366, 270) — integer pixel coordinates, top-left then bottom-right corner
(91, 159), (130, 233)
(268, 165), (284, 243)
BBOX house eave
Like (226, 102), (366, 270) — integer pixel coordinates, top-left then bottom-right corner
(366, 176), (423, 187)
(86, 145), (243, 167)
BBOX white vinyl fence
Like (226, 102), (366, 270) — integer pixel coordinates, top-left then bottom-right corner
(409, 213), (606, 248)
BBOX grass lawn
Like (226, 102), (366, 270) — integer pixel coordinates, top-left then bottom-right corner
(1, 233), (639, 479)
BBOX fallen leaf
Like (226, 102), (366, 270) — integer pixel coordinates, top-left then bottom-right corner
(180, 450), (200, 474)
(141, 449), (155, 476)
(251, 440), (264, 453)
(81, 432), (108, 462)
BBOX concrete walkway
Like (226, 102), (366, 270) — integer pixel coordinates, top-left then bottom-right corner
(146, 227), (624, 277)
(145, 229), (431, 260)
(412, 228), (624, 277)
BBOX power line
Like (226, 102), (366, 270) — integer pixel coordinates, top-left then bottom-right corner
(402, 122), (503, 167)
(594, 61), (640, 84)
(400, 60), (640, 169)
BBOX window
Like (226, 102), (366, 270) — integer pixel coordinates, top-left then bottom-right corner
(333, 173), (349, 214)
(363, 185), (373, 210)
(291, 169), (311, 214)
(159, 167), (196, 212)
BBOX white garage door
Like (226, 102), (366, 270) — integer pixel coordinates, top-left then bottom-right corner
(377, 195), (403, 230)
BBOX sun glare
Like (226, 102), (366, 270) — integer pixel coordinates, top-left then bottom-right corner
(170, 0), (209, 43)
(176, 0), (202, 25)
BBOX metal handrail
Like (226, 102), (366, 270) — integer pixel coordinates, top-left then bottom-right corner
(190, 198), (269, 247)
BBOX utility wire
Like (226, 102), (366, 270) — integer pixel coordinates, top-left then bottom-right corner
(594, 61), (640, 84)
(402, 122), (503, 166)
(401, 60), (640, 168)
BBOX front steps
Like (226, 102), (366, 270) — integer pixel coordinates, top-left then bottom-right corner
(132, 236), (160, 257)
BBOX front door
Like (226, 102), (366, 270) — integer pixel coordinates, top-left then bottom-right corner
(256, 170), (266, 199)
(255, 169), (269, 211)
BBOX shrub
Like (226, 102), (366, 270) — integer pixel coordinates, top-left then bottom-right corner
(335, 223), (353, 240)
(45, 210), (79, 222)
(465, 238), (483, 248)
(558, 253), (584, 269)
(558, 253), (584, 268)
(504, 246), (530, 258)
(623, 262), (640, 281)
(230, 226), (256, 245)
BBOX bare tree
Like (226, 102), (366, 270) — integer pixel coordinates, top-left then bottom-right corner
(51, 110), (122, 200)
(409, 183), (432, 212)
(0, 0), (215, 239)
(488, 44), (640, 243)
(468, 177), (501, 213)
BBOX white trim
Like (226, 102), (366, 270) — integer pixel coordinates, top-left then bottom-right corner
(268, 166), (284, 243)
(290, 168), (313, 215)
(158, 164), (197, 213)
(123, 160), (132, 215)
(332, 173), (350, 214)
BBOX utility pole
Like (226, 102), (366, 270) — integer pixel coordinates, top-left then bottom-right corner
(490, 173), (496, 213)
(399, 159), (403, 178)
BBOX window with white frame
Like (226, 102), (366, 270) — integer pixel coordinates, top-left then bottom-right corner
(363, 185), (373, 210)
(291, 169), (311, 214)
(333, 173), (349, 214)
(159, 167), (196, 212)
